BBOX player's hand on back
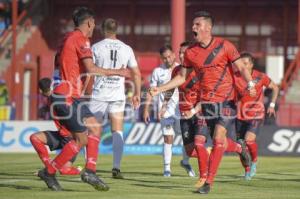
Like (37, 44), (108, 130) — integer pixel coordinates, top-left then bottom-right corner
(117, 66), (131, 78)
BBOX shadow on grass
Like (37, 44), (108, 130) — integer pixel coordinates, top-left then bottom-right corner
(132, 183), (183, 189)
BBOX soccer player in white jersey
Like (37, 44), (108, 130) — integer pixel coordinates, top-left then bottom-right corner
(143, 45), (195, 177)
(90, 18), (141, 179)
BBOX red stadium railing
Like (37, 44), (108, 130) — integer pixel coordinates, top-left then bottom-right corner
(281, 51), (300, 97)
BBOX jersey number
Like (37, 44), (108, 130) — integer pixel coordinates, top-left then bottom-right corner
(110, 50), (117, 68)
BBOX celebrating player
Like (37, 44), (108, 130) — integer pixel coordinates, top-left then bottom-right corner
(235, 52), (279, 180)
(149, 11), (256, 194)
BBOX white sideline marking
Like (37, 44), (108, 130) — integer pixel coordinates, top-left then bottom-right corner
(0, 179), (30, 183)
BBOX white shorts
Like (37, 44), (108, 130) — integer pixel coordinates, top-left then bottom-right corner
(160, 117), (181, 136)
(89, 100), (126, 119)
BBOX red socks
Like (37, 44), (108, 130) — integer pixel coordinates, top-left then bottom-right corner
(30, 134), (52, 168)
(85, 134), (100, 172)
(226, 138), (242, 154)
(194, 135), (209, 178)
(47, 140), (80, 174)
(207, 138), (225, 184)
(246, 140), (258, 162)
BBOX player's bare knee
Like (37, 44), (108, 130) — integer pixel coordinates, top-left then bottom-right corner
(30, 132), (47, 144)
(74, 133), (88, 147)
(164, 135), (173, 144)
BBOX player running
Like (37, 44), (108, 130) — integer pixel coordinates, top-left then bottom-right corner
(89, 18), (141, 179)
(235, 52), (279, 180)
(163, 42), (250, 189)
(149, 11), (256, 194)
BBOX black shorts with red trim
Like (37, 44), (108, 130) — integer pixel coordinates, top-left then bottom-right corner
(236, 119), (263, 139)
(45, 131), (72, 151)
(180, 114), (213, 147)
(201, 100), (237, 137)
(45, 130), (77, 163)
(50, 95), (94, 133)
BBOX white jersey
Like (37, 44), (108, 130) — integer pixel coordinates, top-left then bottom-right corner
(150, 64), (180, 118)
(91, 38), (138, 101)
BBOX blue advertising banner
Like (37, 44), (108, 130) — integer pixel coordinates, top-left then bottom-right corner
(101, 122), (183, 155)
(1, 121), (299, 156)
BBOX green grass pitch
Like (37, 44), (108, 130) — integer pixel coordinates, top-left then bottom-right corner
(0, 153), (300, 199)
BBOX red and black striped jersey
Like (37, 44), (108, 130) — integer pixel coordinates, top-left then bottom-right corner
(183, 37), (240, 103)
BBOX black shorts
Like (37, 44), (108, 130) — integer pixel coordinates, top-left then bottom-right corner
(180, 114), (212, 148)
(201, 100), (237, 137)
(50, 95), (94, 133)
(236, 119), (263, 139)
(45, 131), (72, 151)
(45, 131), (77, 163)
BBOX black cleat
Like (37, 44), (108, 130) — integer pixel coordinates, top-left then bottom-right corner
(198, 182), (211, 194)
(81, 169), (110, 191)
(112, 168), (124, 179)
(238, 139), (251, 167)
(37, 168), (62, 191)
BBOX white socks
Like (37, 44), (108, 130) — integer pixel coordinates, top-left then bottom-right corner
(163, 143), (172, 172)
(112, 131), (124, 169)
(181, 146), (190, 165)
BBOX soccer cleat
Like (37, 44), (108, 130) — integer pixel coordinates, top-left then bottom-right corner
(163, 170), (171, 177)
(197, 182), (211, 194)
(250, 162), (257, 177)
(37, 168), (62, 191)
(194, 178), (207, 189)
(59, 166), (82, 175)
(245, 171), (252, 180)
(112, 168), (124, 179)
(238, 139), (251, 167)
(81, 169), (110, 191)
(180, 160), (196, 177)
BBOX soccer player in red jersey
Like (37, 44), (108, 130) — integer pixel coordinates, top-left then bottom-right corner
(150, 11), (256, 194)
(30, 78), (81, 176)
(163, 42), (250, 189)
(37, 7), (130, 191)
(235, 52), (279, 180)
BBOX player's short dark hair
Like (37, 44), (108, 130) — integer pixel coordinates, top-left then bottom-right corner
(38, 78), (52, 93)
(240, 52), (255, 64)
(72, 7), (94, 27)
(194, 10), (214, 26)
(101, 18), (118, 34)
(159, 44), (173, 55)
(180, 41), (192, 48)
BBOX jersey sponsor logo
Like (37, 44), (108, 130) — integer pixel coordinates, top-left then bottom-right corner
(268, 129), (300, 153)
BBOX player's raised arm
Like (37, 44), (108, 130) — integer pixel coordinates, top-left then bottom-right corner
(149, 66), (191, 97)
(234, 58), (256, 97)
